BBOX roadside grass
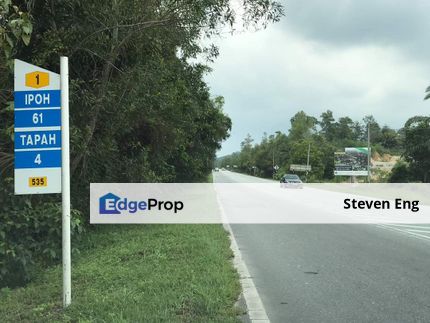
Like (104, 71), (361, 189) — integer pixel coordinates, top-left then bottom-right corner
(0, 224), (241, 322)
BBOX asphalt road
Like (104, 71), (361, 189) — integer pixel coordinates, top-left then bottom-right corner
(214, 170), (430, 323)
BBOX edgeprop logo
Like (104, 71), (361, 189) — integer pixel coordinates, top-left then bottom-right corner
(99, 193), (184, 214)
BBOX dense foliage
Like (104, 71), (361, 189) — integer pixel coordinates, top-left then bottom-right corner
(217, 110), (421, 182)
(399, 116), (430, 182)
(0, 0), (283, 287)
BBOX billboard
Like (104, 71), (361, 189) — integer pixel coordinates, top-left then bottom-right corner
(334, 147), (369, 176)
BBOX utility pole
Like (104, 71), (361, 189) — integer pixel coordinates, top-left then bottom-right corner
(367, 123), (371, 183)
(272, 131), (281, 179)
(272, 148), (275, 179)
(306, 142), (310, 182)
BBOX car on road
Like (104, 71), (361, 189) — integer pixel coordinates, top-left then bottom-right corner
(214, 167), (220, 172)
(280, 174), (303, 189)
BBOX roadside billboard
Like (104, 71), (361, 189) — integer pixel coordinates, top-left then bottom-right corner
(334, 147), (369, 176)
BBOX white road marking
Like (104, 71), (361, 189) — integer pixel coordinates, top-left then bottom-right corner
(376, 224), (430, 242)
(216, 191), (270, 322)
(382, 224), (430, 230)
(224, 222), (270, 322)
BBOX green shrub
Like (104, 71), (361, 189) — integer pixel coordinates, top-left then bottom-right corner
(389, 161), (411, 183)
(0, 178), (84, 288)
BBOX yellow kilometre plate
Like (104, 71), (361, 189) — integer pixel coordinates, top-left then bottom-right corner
(25, 71), (50, 88)
(29, 176), (48, 187)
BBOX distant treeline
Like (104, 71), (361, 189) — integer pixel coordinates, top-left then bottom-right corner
(217, 110), (430, 183)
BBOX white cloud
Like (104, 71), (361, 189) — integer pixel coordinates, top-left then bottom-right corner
(205, 18), (430, 155)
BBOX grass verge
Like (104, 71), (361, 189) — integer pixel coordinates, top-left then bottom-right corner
(0, 224), (241, 322)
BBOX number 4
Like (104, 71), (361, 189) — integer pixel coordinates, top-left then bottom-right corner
(34, 154), (42, 165)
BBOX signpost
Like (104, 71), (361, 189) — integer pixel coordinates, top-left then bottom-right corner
(14, 60), (62, 194)
(290, 164), (312, 172)
(60, 57), (71, 307)
(14, 58), (71, 307)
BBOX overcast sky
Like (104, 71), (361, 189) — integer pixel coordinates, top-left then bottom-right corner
(205, 0), (430, 156)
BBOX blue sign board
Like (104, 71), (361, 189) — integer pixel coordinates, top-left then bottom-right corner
(15, 150), (62, 169)
(14, 90), (61, 108)
(14, 60), (62, 194)
(15, 109), (61, 128)
(14, 92), (61, 168)
(14, 130), (62, 149)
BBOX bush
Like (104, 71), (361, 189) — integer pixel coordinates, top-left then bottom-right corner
(0, 178), (84, 288)
(388, 161), (411, 183)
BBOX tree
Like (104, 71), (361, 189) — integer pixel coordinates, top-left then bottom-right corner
(335, 117), (354, 141)
(424, 85), (430, 100)
(380, 126), (399, 150)
(289, 111), (317, 141)
(319, 110), (335, 141)
(403, 116), (430, 182)
(288, 138), (325, 180)
(351, 121), (363, 141)
(363, 115), (381, 143)
(239, 134), (255, 172)
(389, 161), (411, 183)
(0, 0), (284, 286)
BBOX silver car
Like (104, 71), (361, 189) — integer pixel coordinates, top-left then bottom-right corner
(280, 174), (304, 189)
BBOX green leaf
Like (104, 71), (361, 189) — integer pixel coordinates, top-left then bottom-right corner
(22, 23), (32, 35)
(5, 101), (14, 112)
(5, 34), (13, 47)
(21, 33), (30, 46)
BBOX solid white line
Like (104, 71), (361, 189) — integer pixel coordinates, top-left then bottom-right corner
(224, 223), (270, 322)
(15, 147), (61, 152)
(15, 126), (61, 132)
(216, 191), (270, 322)
(15, 107), (61, 111)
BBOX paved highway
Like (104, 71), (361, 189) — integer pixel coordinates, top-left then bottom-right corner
(214, 170), (430, 323)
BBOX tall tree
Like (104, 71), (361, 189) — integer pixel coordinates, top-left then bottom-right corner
(380, 126), (399, 150)
(335, 117), (354, 141)
(403, 116), (430, 182)
(319, 110), (335, 141)
(289, 111), (317, 141)
(363, 115), (381, 143)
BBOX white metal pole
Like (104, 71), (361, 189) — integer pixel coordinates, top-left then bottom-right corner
(60, 56), (71, 307)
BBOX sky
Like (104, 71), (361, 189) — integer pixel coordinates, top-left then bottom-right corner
(204, 0), (430, 156)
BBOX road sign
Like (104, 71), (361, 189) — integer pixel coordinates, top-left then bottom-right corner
(334, 147), (369, 176)
(14, 58), (72, 308)
(290, 164), (311, 172)
(14, 59), (61, 194)
(274, 165), (279, 170)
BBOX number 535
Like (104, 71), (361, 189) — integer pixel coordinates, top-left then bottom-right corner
(29, 176), (47, 187)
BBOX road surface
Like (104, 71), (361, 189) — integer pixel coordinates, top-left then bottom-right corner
(214, 170), (430, 323)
